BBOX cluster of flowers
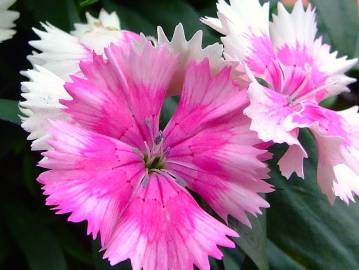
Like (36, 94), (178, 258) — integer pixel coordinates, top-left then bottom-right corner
(1, 0), (358, 269)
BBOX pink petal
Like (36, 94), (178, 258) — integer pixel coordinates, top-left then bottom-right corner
(245, 34), (276, 76)
(63, 41), (179, 149)
(38, 121), (145, 245)
(163, 60), (272, 226)
(164, 59), (248, 147)
(103, 173), (238, 270)
(278, 143), (307, 179)
(310, 106), (359, 204)
(244, 82), (300, 145)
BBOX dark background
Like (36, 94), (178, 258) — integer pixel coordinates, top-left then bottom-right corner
(0, 0), (358, 269)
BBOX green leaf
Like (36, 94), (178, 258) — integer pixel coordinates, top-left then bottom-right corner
(66, 0), (81, 25)
(320, 95), (337, 109)
(1, 202), (68, 270)
(267, 130), (359, 269)
(311, 0), (359, 58)
(103, 0), (156, 36)
(222, 248), (246, 270)
(80, 0), (99, 7)
(230, 213), (268, 270)
(23, 0), (79, 31)
(0, 99), (20, 125)
(160, 97), (178, 129)
(267, 240), (305, 270)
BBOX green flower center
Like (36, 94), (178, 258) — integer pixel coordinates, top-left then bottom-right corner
(144, 154), (165, 173)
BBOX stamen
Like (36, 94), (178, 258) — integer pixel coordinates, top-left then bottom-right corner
(154, 131), (163, 145)
(144, 141), (151, 158)
(142, 174), (150, 187)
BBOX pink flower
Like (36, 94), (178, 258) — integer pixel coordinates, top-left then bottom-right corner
(203, 0), (358, 203)
(38, 40), (272, 269)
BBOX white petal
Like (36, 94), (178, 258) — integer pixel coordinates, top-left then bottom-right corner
(71, 8), (121, 37)
(0, 0), (19, 43)
(20, 66), (71, 151)
(155, 23), (225, 96)
(202, 0), (270, 62)
(28, 22), (87, 79)
(313, 38), (358, 97)
(270, 1), (317, 48)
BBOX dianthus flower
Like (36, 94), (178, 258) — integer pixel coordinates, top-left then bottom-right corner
(37, 38), (272, 269)
(203, 0), (358, 203)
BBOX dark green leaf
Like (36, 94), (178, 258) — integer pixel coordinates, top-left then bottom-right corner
(1, 202), (68, 270)
(66, 0), (81, 25)
(267, 129), (359, 269)
(80, 0), (99, 7)
(103, 0), (156, 35)
(230, 213), (268, 270)
(267, 240), (305, 270)
(0, 99), (20, 125)
(23, 0), (79, 31)
(311, 0), (359, 58)
(222, 248), (246, 270)
(160, 97), (178, 128)
(320, 95), (337, 109)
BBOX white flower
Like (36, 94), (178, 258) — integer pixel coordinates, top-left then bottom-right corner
(27, 9), (138, 79)
(21, 9), (139, 151)
(0, 0), (19, 43)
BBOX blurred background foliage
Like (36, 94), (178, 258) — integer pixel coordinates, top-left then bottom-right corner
(0, 0), (358, 269)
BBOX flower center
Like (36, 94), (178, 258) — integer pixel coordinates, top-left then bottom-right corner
(144, 154), (165, 172)
(141, 127), (169, 175)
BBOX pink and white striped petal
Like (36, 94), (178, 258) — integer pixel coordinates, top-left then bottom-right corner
(64, 42), (179, 149)
(163, 60), (272, 225)
(103, 173), (238, 270)
(156, 23), (225, 96)
(38, 121), (144, 245)
(310, 107), (359, 204)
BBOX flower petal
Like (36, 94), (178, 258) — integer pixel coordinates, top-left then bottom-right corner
(38, 121), (144, 245)
(28, 10), (139, 79)
(63, 41), (179, 149)
(20, 66), (70, 150)
(202, 0), (270, 63)
(103, 173), (238, 270)
(270, 1), (317, 49)
(0, 0), (19, 43)
(270, 1), (357, 98)
(156, 23), (225, 96)
(28, 22), (87, 79)
(244, 82), (300, 144)
(164, 60), (272, 225)
(278, 143), (307, 179)
(310, 107), (359, 204)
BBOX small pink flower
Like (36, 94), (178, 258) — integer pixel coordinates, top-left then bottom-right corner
(203, 0), (358, 203)
(38, 40), (272, 269)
